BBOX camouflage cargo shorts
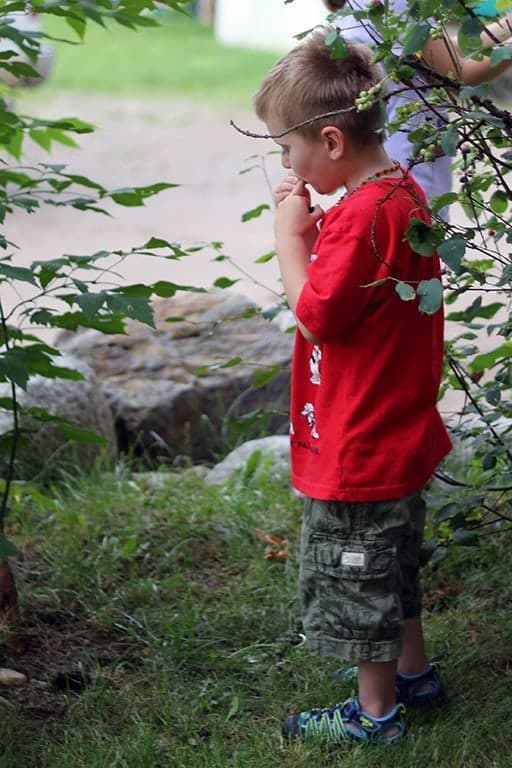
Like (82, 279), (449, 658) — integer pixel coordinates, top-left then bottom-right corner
(299, 493), (426, 663)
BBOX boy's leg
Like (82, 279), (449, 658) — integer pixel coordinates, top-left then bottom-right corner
(397, 616), (429, 675)
(283, 497), (407, 743)
(393, 503), (445, 704)
(395, 616), (445, 705)
(357, 659), (398, 718)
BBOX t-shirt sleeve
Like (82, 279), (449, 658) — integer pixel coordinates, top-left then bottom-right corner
(295, 208), (393, 343)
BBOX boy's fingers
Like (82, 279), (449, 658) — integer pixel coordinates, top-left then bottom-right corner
(309, 204), (324, 222)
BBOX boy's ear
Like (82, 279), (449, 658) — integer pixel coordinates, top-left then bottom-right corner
(320, 126), (344, 159)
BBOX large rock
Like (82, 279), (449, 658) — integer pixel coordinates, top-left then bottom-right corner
(56, 292), (293, 462)
(0, 353), (117, 478)
(205, 435), (291, 485)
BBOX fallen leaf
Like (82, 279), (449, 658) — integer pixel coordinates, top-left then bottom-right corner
(255, 529), (289, 560)
(255, 528), (287, 547)
(264, 548), (289, 560)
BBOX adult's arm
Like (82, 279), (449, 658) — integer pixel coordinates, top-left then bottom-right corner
(423, 14), (512, 85)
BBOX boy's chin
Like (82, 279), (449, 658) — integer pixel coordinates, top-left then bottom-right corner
(315, 184), (338, 196)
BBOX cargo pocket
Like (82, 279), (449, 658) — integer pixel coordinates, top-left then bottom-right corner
(305, 534), (402, 643)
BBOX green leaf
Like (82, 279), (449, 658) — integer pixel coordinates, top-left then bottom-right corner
(485, 385), (501, 405)
(0, 263), (37, 286)
(434, 503), (459, 523)
(121, 537), (138, 558)
(453, 529), (479, 546)
(252, 365), (282, 388)
(482, 453), (497, 471)
(29, 129), (52, 152)
(406, 218), (442, 256)
(49, 131), (79, 149)
(490, 44), (512, 66)
(395, 281), (416, 302)
(213, 277), (239, 289)
(106, 295), (155, 327)
(65, 14), (87, 40)
(419, 538), (438, 566)
(459, 85), (490, 100)
(49, 117), (95, 135)
(46, 365), (85, 382)
(3, 127), (23, 158)
(417, 278), (443, 315)
(220, 357), (243, 369)
(109, 189), (143, 206)
(254, 251), (275, 264)
(243, 451), (262, 481)
(226, 694), (240, 721)
(402, 22), (431, 57)
(490, 189), (508, 214)
(437, 237), (466, 273)
(446, 300), (503, 322)
(0, 531), (18, 561)
(144, 237), (180, 251)
(110, 182), (177, 207)
(470, 342), (512, 372)
(241, 204), (270, 222)
(62, 173), (105, 192)
(116, 284), (152, 298)
(440, 125), (458, 157)
(325, 29), (339, 46)
(431, 545), (449, 566)
(73, 292), (108, 316)
(329, 34), (349, 60)
(458, 16), (484, 56)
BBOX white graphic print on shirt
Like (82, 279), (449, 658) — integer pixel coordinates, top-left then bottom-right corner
(309, 345), (322, 385)
(301, 402), (319, 440)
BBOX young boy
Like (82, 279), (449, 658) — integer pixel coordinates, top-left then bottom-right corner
(253, 31), (452, 744)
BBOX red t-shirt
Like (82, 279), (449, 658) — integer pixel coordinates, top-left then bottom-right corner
(290, 175), (452, 502)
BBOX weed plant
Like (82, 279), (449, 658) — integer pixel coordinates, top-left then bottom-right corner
(0, 464), (511, 766)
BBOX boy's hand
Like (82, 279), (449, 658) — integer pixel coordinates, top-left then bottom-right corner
(275, 180), (323, 239)
(273, 174), (306, 206)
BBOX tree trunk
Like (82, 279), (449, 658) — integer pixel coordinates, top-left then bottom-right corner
(0, 560), (20, 621)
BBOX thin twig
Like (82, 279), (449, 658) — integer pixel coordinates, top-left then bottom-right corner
(0, 302), (19, 533)
(230, 106), (357, 140)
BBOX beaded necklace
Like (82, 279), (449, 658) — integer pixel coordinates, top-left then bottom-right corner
(337, 159), (403, 204)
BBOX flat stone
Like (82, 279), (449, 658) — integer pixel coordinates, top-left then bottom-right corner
(0, 668), (28, 686)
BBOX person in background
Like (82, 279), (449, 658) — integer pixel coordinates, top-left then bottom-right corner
(322, 0), (512, 205)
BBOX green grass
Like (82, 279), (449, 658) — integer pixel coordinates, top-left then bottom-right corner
(1, 463), (512, 767)
(37, 11), (280, 105)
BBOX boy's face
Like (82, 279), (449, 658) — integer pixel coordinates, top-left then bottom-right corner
(268, 119), (344, 195)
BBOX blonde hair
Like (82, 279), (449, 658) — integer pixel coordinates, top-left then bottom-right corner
(254, 30), (384, 147)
